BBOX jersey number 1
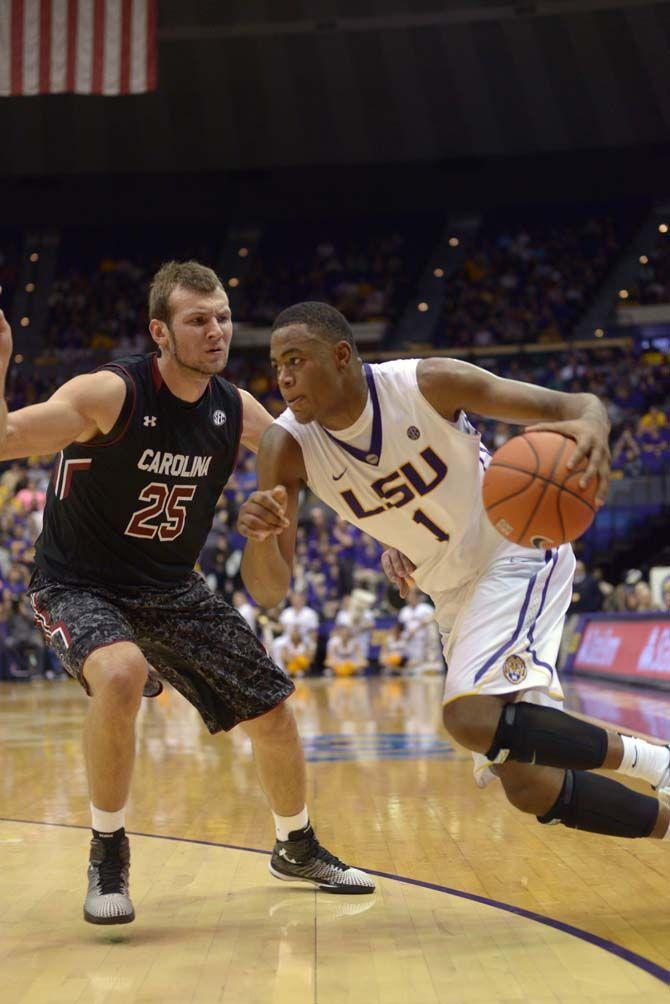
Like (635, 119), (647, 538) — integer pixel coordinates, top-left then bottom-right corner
(125, 482), (196, 541)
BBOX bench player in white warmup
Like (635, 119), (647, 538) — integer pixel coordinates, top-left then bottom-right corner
(238, 301), (670, 844)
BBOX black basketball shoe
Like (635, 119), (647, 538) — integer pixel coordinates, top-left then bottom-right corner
(269, 824), (375, 894)
(83, 828), (135, 924)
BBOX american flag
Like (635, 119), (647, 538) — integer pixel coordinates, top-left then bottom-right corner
(0, 0), (157, 96)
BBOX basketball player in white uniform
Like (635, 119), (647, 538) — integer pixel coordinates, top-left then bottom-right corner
(238, 302), (670, 845)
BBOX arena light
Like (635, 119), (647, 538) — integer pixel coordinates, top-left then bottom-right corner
(639, 255), (648, 265)
(418, 302), (429, 312)
(594, 328), (604, 338)
(29, 252), (39, 262)
(433, 267), (444, 278)
(14, 354), (23, 363)
(618, 289), (629, 299)
(228, 277), (239, 287)
(448, 237), (459, 247)
(20, 316), (29, 326)
(659, 224), (668, 234)
(25, 282), (35, 292)
(238, 247), (249, 258)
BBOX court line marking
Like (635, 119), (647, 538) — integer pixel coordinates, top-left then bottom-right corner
(2, 816), (668, 987)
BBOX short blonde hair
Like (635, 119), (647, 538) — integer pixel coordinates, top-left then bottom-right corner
(149, 260), (223, 324)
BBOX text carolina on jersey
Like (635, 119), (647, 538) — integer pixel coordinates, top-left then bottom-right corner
(137, 450), (212, 478)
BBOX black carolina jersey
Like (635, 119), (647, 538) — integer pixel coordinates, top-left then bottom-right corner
(35, 353), (243, 589)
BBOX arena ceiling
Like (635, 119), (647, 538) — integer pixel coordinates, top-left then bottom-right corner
(158, 0), (667, 31)
(2, 0), (670, 176)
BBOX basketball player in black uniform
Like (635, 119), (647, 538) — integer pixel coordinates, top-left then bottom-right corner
(0, 263), (374, 926)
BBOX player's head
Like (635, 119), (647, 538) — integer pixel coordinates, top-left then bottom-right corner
(149, 261), (232, 376)
(270, 302), (360, 423)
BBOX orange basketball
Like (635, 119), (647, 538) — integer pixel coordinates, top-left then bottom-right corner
(482, 431), (598, 549)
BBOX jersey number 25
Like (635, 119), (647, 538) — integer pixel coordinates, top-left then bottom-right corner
(125, 482), (196, 541)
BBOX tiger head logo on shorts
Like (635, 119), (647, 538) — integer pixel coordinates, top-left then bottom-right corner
(503, 654), (527, 685)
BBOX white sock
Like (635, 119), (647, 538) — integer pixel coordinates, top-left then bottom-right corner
(618, 736), (670, 788)
(273, 806), (309, 841)
(91, 803), (126, 835)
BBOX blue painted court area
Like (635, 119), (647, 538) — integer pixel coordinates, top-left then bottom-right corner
(301, 732), (454, 762)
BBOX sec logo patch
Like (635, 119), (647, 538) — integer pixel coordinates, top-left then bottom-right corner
(502, 654), (527, 685)
(212, 410), (227, 426)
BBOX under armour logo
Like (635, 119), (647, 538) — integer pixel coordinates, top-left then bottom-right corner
(278, 847), (300, 865)
(143, 416), (157, 427)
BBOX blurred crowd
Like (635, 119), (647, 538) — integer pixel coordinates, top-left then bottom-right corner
(619, 226), (670, 305)
(441, 214), (633, 347)
(1, 210), (669, 684)
(232, 223), (432, 327)
(569, 561), (666, 616)
(0, 438), (666, 683)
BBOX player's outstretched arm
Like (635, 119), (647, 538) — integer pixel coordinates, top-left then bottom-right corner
(238, 424), (306, 608)
(238, 389), (274, 454)
(0, 365), (127, 462)
(417, 357), (611, 506)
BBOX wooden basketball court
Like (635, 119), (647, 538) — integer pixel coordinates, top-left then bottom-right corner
(2, 674), (670, 1002)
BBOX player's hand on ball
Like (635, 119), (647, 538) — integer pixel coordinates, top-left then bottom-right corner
(381, 548), (416, 598)
(237, 485), (290, 541)
(526, 417), (611, 507)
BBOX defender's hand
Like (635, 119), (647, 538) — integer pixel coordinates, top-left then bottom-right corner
(381, 547), (416, 598)
(526, 418), (611, 507)
(238, 485), (290, 541)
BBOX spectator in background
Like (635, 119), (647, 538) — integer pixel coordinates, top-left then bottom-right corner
(569, 560), (603, 614)
(331, 515), (357, 594)
(279, 591), (319, 644)
(3, 594), (45, 680)
(335, 590), (376, 662)
(324, 624), (366, 678)
(272, 626), (315, 678)
(257, 604), (283, 655)
(232, 590), (257, 633)
(0, 461), (24, 494)
(611, 428), (643, 478)
(379, 623), (407, 675)
(639, 424), (670, 476)
(634, 581), (657, 613)
(660, 576), (670, 612)
(397, 586), (441, 672)
(640, 404), (667, 432)
(14, 474), (46, 515)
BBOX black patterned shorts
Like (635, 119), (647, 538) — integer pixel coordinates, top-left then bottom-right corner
(28, 570), (295, 734)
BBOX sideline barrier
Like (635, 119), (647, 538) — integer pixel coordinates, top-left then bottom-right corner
(565, 613), (670, 688)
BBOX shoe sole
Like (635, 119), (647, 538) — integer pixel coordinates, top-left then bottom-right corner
(83, 909), (135, 925)
(269, 863), (375, 895)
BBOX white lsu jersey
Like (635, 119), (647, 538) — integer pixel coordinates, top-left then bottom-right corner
(275, 358), (528, 596)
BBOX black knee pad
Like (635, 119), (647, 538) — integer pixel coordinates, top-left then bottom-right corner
(538, 769), (659, 839)
(485, 702), (608, 771)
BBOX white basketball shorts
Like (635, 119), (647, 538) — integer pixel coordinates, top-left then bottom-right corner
(433, 544), (575, 707)
(431, 544), (575, 786)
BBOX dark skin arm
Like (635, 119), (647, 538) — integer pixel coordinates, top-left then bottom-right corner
(238, 424), (307, 607)
(417, 357), (611, 505)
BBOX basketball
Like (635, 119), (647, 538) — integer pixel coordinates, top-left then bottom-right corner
(482, 431), (598, 549)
